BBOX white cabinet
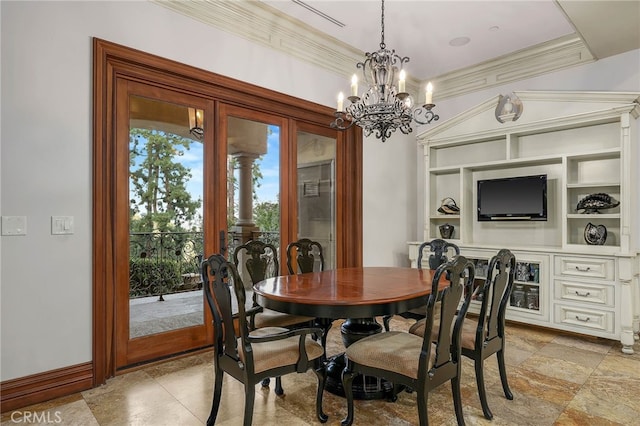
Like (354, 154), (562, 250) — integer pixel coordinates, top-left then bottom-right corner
(411, 91), (640, 353)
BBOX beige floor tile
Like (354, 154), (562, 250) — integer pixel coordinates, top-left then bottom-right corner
(550, 333), (614, 354)
(6, 321), (639, 426)
(565, 376), (640, 425)
(518, 353), (595, 385)
(554, 407), (624, 426)
(536, 342), (607, 369)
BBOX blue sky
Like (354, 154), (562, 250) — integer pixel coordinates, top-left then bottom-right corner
(254, 125), (280, 203)
(183, 125), (280, 203)
(130, 127), (280, 223)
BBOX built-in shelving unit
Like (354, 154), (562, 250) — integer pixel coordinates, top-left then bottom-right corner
(410, 91), (640, 353)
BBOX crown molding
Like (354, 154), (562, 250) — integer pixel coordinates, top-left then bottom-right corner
(153, 1), (595, 101)
(430, 35), (595, 99)
(153, 0), (362, 77)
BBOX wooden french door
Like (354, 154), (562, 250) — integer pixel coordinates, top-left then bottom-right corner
(114, 79), (217, 368)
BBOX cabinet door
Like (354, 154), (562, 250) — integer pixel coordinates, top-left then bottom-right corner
(462, 249), (549, 323)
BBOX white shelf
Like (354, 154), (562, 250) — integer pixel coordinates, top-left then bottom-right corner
(566, 182), (620, 189)
(567, 214), (620, 219)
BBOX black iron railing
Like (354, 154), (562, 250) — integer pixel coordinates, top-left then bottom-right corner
(129, 231), (204, 298)
(129, 230), (279, 298)
(226, 230), (280, 259)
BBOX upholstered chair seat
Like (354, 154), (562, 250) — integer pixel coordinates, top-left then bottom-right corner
(409, 314), (477, 352)
(244, 327), (325, 373)
(344, 331), (435, 379)
(253, 310), (315, 329)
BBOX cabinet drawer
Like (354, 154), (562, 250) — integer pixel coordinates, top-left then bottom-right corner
(554, 280), (614, 307)
(554, 256), (615, 280)
(553, 304), (614, 334)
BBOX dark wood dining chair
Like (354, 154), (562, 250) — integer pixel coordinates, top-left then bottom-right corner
(233, 240), (315, 329)
(201, 254), (328, 426)
(233, 240), (315, 394)
(409, 248), (516, 420)
(286, 238), (333, 348)
(286, 238), (325, 274)
(383, 239), (460, 331)
(341, 255), (474, 426)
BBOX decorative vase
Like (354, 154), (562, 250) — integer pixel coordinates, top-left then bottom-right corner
(584, 222), (607, 245)
(439, 223), (454, 239)
(576, 193), (620, 214)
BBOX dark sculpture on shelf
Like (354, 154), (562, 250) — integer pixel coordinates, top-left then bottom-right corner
(584, 222), (607, 245)
(576, 193), (619, 214)
(437, 197), (460, 215)
(439, 223), (455, 239)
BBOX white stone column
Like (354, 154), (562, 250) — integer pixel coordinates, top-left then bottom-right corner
(234, 152), (258, 227)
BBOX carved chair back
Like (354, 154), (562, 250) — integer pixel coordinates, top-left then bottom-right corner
(286, 238), (325, 274)
(417, 239), (460, 270)
(478, 249), (516, 346)
(232, 240), (279, 286)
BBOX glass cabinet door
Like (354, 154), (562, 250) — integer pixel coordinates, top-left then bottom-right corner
(296, 130), (337, 269)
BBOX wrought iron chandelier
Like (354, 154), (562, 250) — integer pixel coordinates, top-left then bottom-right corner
(330, 0), (438, 142)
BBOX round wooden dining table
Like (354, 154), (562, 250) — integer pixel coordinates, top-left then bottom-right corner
(254, 266), (447, 400)
(253, 266), (443, 319)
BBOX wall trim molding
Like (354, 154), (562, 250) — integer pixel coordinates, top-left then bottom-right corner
(0, 362), (93, 413)
(430, 35), (594, 99)
(153, 1), (595, 101)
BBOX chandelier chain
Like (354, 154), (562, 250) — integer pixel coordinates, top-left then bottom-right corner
(380, 0), (385, 49)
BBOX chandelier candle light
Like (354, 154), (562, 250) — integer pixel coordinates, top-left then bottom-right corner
(330, 0), (439, 142)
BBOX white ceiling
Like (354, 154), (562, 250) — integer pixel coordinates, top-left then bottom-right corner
(155, 0), (639, 99)
(261, 0), (639, 81)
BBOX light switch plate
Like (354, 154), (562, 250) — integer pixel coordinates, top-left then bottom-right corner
(52, 216), (74, 235)
(2, 216), (27, 235)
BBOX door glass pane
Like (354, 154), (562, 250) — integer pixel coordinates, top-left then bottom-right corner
(227, 117), (280, 286)
(296, 132), (337, 269)
(128, 95), (204, 338)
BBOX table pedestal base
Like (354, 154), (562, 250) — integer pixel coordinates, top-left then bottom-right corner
(325, 354), (393, 399)
(324, 318), (393, 400)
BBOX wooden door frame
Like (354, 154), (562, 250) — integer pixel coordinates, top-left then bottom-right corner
(93, 38), (362, 385)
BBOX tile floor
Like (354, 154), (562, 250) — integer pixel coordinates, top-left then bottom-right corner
(2, 318), (639, 425)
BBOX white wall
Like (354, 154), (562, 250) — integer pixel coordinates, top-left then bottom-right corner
(0, 0), (353, 381)
(1, 0), (638, 383)
(362, 131), (418, 267)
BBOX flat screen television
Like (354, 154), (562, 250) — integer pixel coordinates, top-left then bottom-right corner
(477, 174), (547, 221)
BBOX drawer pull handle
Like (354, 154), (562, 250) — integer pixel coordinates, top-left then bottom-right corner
(575, 266), (591, 272)
(575, 315), (591, 322)
(575, 291), (591, 297)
